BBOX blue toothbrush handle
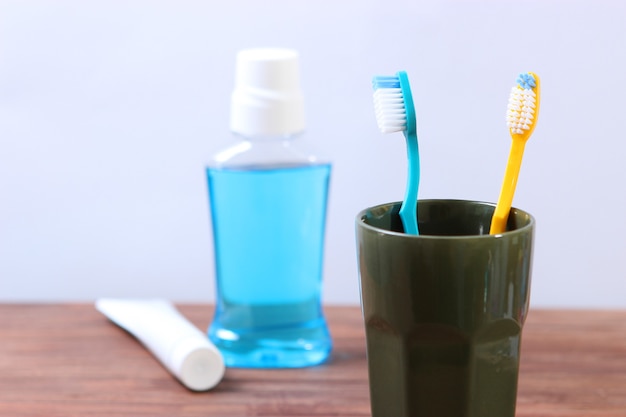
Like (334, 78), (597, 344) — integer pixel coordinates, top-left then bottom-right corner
(399, 131), (420, 235)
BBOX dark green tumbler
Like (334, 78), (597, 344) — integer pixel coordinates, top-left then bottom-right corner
(355, 199), (534, 417)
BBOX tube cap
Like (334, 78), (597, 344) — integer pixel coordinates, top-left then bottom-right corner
(168, 335), (225, 391)
(230, 48), (306, 136)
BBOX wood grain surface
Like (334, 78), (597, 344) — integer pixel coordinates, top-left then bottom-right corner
(0, 305), (625, 416)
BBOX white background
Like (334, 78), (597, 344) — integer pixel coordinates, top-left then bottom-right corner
(1, 0), (625, 307)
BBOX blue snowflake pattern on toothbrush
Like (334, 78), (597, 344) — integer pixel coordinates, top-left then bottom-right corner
(517, 73), (536, 90)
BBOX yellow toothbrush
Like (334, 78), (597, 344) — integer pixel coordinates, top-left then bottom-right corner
(490, 72), (541, 234)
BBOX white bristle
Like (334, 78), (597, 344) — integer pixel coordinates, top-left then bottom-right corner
(373, 87), (407, 133)
(506, 86), (536, 134)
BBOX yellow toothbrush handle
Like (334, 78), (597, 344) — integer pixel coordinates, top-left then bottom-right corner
(490, 138), (527, 234)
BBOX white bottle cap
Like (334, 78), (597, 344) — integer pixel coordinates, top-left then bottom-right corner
(230, 48), (306, 136)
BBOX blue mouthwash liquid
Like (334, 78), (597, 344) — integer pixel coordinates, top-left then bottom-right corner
(206, 163), (332, 368)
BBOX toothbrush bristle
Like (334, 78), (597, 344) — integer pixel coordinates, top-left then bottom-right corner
(506, 73), (537, 135)
(373, 76), (407, 134)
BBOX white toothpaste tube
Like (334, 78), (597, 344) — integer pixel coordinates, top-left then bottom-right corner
(95, 298), (225, 391)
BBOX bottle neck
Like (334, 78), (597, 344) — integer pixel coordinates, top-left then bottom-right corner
(233, 131), (302, 143)
(211, 130), (325, 169)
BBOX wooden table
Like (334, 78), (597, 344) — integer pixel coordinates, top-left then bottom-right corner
(1, 305), (625, 416)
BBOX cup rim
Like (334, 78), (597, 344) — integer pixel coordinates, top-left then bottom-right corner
(356, 198), (535, 240)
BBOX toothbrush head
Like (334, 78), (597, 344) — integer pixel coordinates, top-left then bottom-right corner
(372, 71), (416, 136)
(506, 72), (541, 141)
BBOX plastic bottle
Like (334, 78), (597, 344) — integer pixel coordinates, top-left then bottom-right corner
(205, 48), (332, 368)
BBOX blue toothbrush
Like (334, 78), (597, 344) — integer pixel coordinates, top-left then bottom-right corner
(372, 71), (420, 235)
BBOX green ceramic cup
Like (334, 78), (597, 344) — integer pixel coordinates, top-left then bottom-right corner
(355, 199), (534, 417)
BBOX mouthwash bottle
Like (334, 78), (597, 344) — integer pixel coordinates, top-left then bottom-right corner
(206, 48), (332, 368)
